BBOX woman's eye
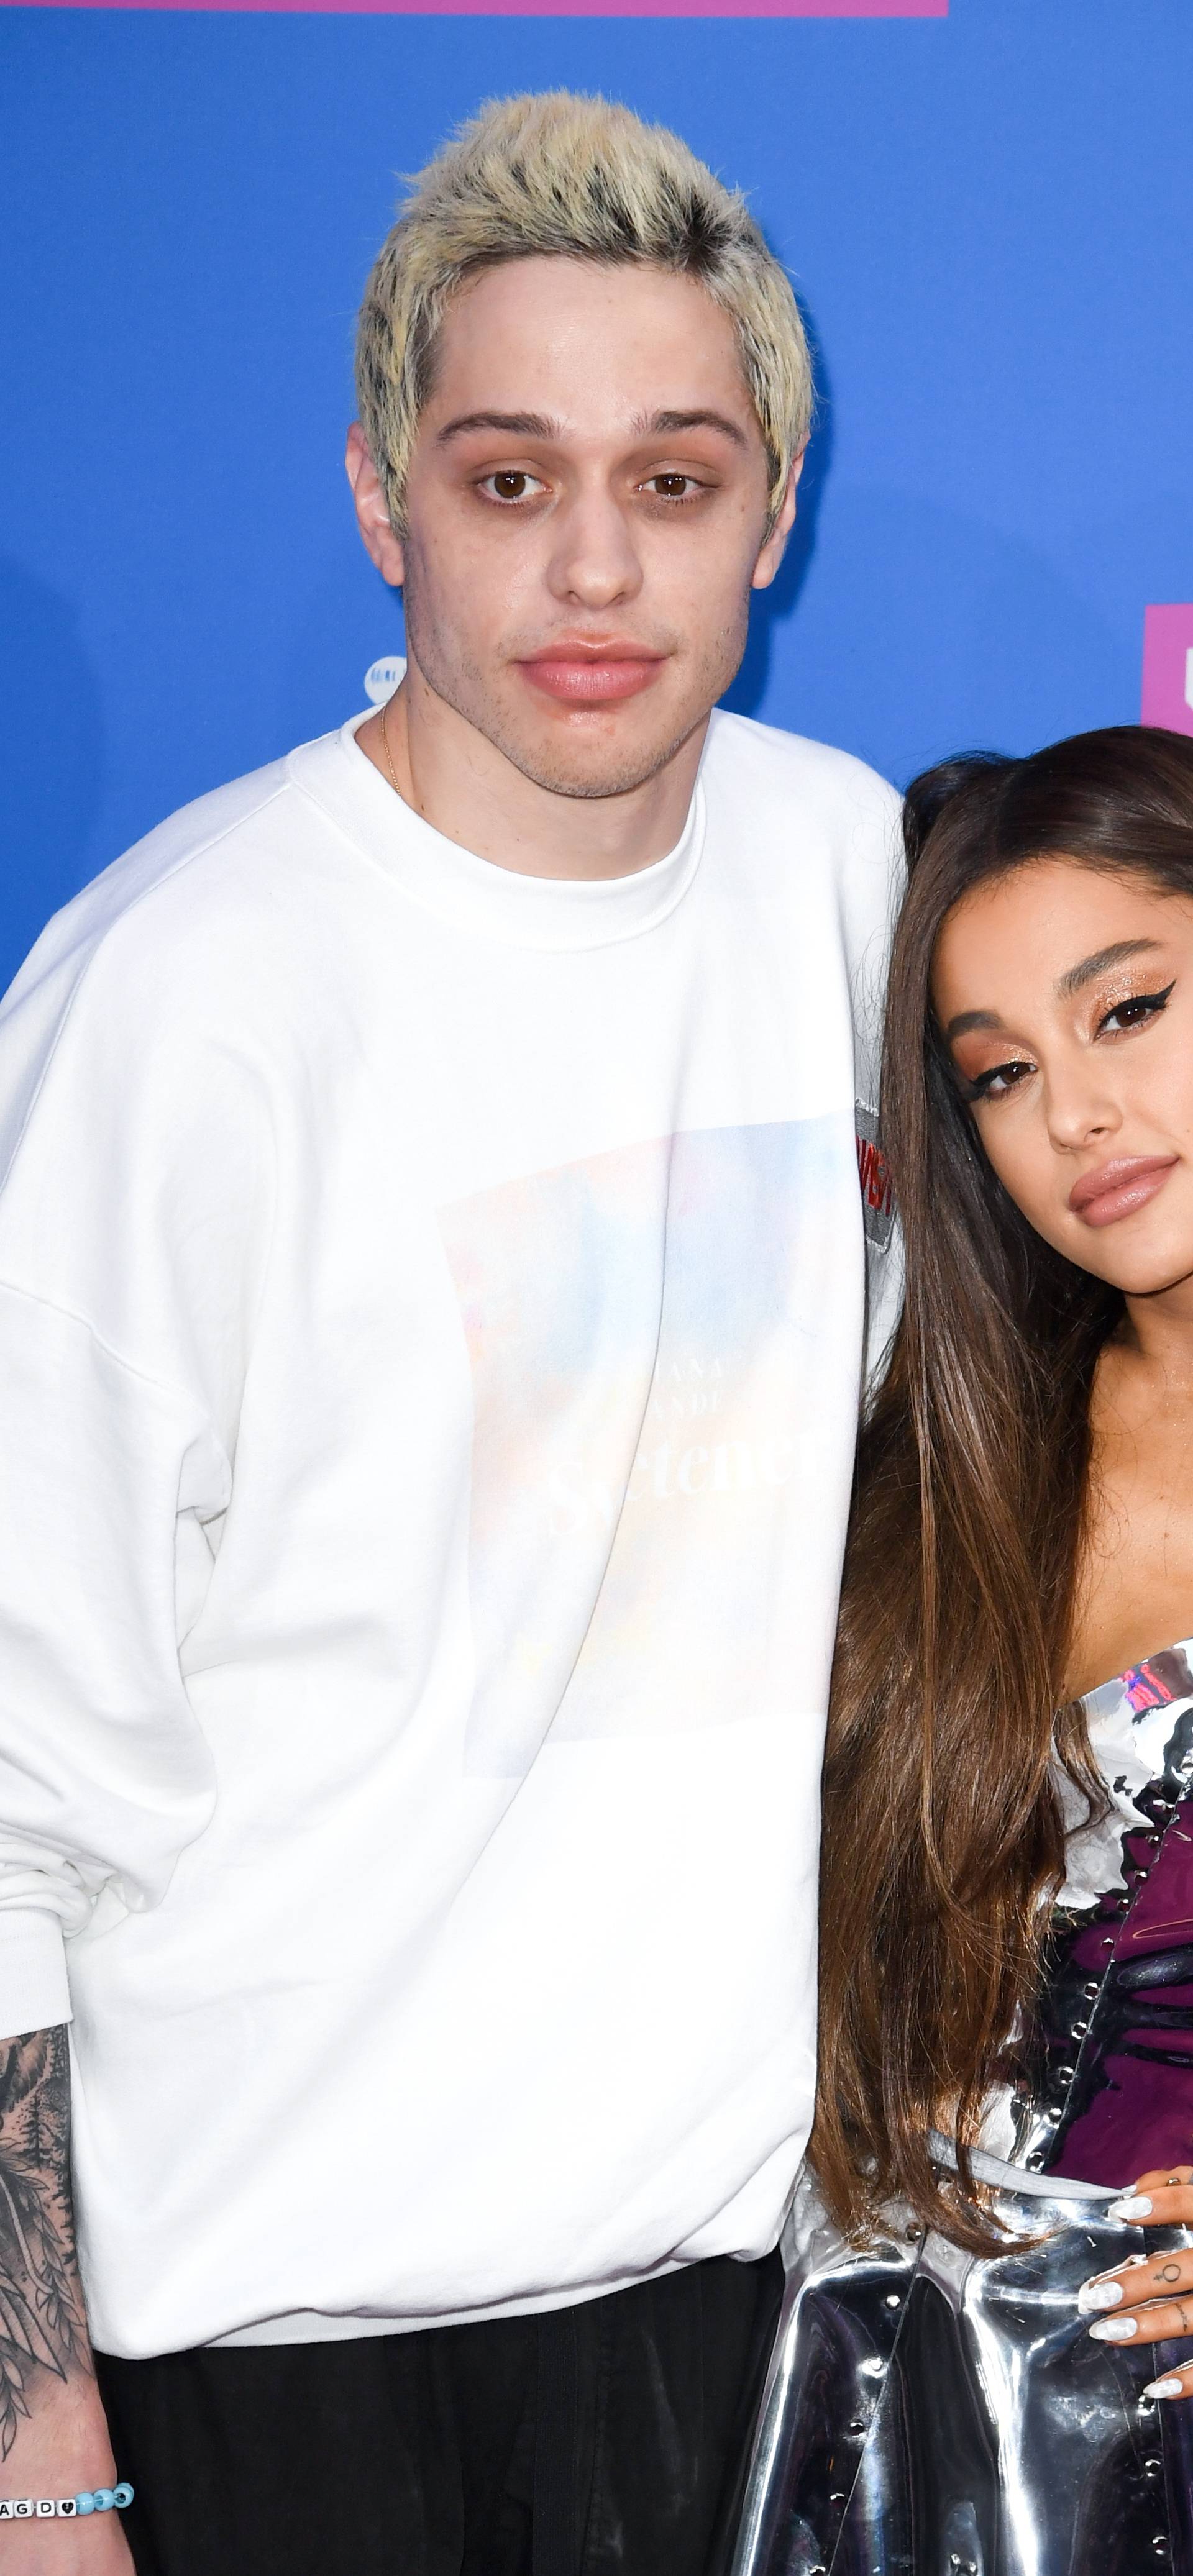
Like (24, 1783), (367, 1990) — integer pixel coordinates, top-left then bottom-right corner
(966, 1058), (1035, 1103)
(644, 473), (700, 501)
(479, 470), (546, 504)
(1097, 981), (1175, 1035)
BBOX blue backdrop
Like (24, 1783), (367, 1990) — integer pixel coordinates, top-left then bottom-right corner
(2, 0), (1192, 995)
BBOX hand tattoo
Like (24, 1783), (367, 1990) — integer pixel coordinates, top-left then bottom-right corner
(0, 2030), (89, 2456)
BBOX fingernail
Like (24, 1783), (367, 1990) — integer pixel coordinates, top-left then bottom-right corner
(1106, 2195), (1153, 2219)
(1145, 2375), (1185, 2400)
(1077, 2280), (1123, 2311)
(1089, 2315), (1139, 2341)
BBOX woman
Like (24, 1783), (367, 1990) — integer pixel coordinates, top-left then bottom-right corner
(732, 726), (1193, 2576)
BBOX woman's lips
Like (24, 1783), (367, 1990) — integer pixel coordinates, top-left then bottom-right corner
(515, 652), (665, 706)
(1068, 1155), (1179, 1227)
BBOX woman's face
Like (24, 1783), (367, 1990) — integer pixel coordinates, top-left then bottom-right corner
(932, 858), (1193, 1297)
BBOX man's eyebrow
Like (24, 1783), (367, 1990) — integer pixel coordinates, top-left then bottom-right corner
(1056, 937), (1163, 998)
(436, 411), (560, 445)
(631, 408), (748, 448)
(434, 407), (751, 451)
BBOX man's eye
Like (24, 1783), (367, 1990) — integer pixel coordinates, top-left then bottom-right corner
(478, 471), (545, 504)
(1097, 981), (1175, 1035)
(965, 1058), (1035, 1102)
(644, 473), (699, 501)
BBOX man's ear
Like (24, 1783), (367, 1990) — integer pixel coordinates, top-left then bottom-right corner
(345, 424), (406, 588)
(751, 450), (805, 593)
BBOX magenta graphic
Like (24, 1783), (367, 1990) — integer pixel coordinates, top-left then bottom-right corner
(1141, 604), (1193, 739)
(9, 0), (946, 14)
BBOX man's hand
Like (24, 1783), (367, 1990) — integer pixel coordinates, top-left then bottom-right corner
(1078, 2163), (1193, 2398)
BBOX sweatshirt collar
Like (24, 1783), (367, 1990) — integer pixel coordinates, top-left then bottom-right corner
(288, 708), (706, 955)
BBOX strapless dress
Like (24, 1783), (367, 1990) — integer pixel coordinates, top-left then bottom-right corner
(726, 1642), (1193, 2576)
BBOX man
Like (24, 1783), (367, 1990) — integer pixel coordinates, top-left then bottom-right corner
(0, 91), (898, 2576)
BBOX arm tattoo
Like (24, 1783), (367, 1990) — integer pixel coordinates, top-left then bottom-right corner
(0, 2029), (89, 2456)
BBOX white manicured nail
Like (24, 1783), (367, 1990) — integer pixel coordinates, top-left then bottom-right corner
(1077, 2279), (1123, 2311)
(1106, 2195), (1153, 2219)
(1089, 2314), (1139, 2340)
(1145, 2375), (1185, 2400)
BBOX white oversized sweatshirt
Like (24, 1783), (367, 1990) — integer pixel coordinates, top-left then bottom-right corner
(0, 708), (899, 2357)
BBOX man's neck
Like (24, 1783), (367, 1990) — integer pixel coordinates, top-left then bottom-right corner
(355, 657), (707, 885)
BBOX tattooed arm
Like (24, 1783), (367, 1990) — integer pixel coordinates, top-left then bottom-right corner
(0, 2030), (89, 2448)
(0, 2032), (132, 2568)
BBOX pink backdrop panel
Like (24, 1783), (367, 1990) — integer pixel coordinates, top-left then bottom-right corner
(1141, 606), (1193, 740)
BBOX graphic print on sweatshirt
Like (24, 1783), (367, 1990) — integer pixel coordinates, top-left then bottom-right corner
(439, 1117), (860, 1778)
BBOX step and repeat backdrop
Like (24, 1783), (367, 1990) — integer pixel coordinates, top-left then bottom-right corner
(2, 0), (1192, 993)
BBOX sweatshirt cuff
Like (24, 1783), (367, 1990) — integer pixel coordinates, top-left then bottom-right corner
(0, 1909), (72, 2035)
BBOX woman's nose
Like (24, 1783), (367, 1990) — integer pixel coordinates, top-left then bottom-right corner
(1046, 1071), (1121, 1152)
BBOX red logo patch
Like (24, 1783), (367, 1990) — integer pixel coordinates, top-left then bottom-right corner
(856, 1107), (895, 1249)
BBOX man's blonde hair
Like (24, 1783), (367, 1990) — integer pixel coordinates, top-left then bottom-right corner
(355, 91), (812, 534)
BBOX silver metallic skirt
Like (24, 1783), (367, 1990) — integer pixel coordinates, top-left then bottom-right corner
(729, 2154), (1193, 2576)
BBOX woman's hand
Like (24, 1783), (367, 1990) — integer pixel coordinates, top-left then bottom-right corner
(1077, 2165), (1193, 2398)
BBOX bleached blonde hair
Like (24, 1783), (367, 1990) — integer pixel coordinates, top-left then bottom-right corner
(355, 91), (813, 535)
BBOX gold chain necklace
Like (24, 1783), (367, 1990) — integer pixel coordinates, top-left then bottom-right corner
(380, 692), (401, 799)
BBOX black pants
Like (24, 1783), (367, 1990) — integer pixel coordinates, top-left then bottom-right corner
(95, 2249), (783, 2576)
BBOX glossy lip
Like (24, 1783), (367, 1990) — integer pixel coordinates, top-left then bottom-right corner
(514, 640), (669, 706)
(1068, 1154), (1179, 1227)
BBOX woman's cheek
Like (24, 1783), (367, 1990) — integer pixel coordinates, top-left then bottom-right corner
(974, 1117), (1025, 1206)
(981, 1129), (1066, 1252)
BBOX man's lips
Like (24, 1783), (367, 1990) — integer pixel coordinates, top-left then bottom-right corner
(514, 647), (667, 706)
(1068, 1155), (1179, 1227)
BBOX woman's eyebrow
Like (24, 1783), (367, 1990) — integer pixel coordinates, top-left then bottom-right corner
(943, 937), (1167, 1040)
(944, 1008), (1003, 1041)
(1055, 936), (1163, 997)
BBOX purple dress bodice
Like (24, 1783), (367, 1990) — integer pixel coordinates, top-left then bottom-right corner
(997, 1642), (1193, 2189)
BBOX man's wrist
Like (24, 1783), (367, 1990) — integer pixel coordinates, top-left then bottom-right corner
(0, 2366), (119, 2493)
(0, 2485), (133, 2523)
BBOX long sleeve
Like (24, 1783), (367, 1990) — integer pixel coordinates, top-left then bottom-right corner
(0, 840), (275, 2033)
(0, 1283), (228, 2030)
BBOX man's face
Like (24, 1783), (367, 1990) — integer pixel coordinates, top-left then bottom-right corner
(370, 257), (796, 801)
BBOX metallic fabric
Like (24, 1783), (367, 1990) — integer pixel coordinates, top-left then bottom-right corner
(730, 2165), (1193, 2575)
(729, 1642), (1193, 2575)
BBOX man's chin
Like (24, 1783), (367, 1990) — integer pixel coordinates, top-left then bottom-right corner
(491, 713), (711, 804)
(405, 646), (733, 804)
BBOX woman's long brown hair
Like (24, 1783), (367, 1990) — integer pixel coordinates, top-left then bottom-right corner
(811, 724), (1193, 2249)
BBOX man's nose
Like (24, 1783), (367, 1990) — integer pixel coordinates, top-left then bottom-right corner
(545, 489), (643, 611)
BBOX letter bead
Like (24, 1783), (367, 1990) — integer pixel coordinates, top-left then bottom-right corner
(0, 2482), (130, 2519)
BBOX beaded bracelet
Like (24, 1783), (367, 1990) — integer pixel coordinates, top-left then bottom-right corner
(0, 2483), (134, 2521)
